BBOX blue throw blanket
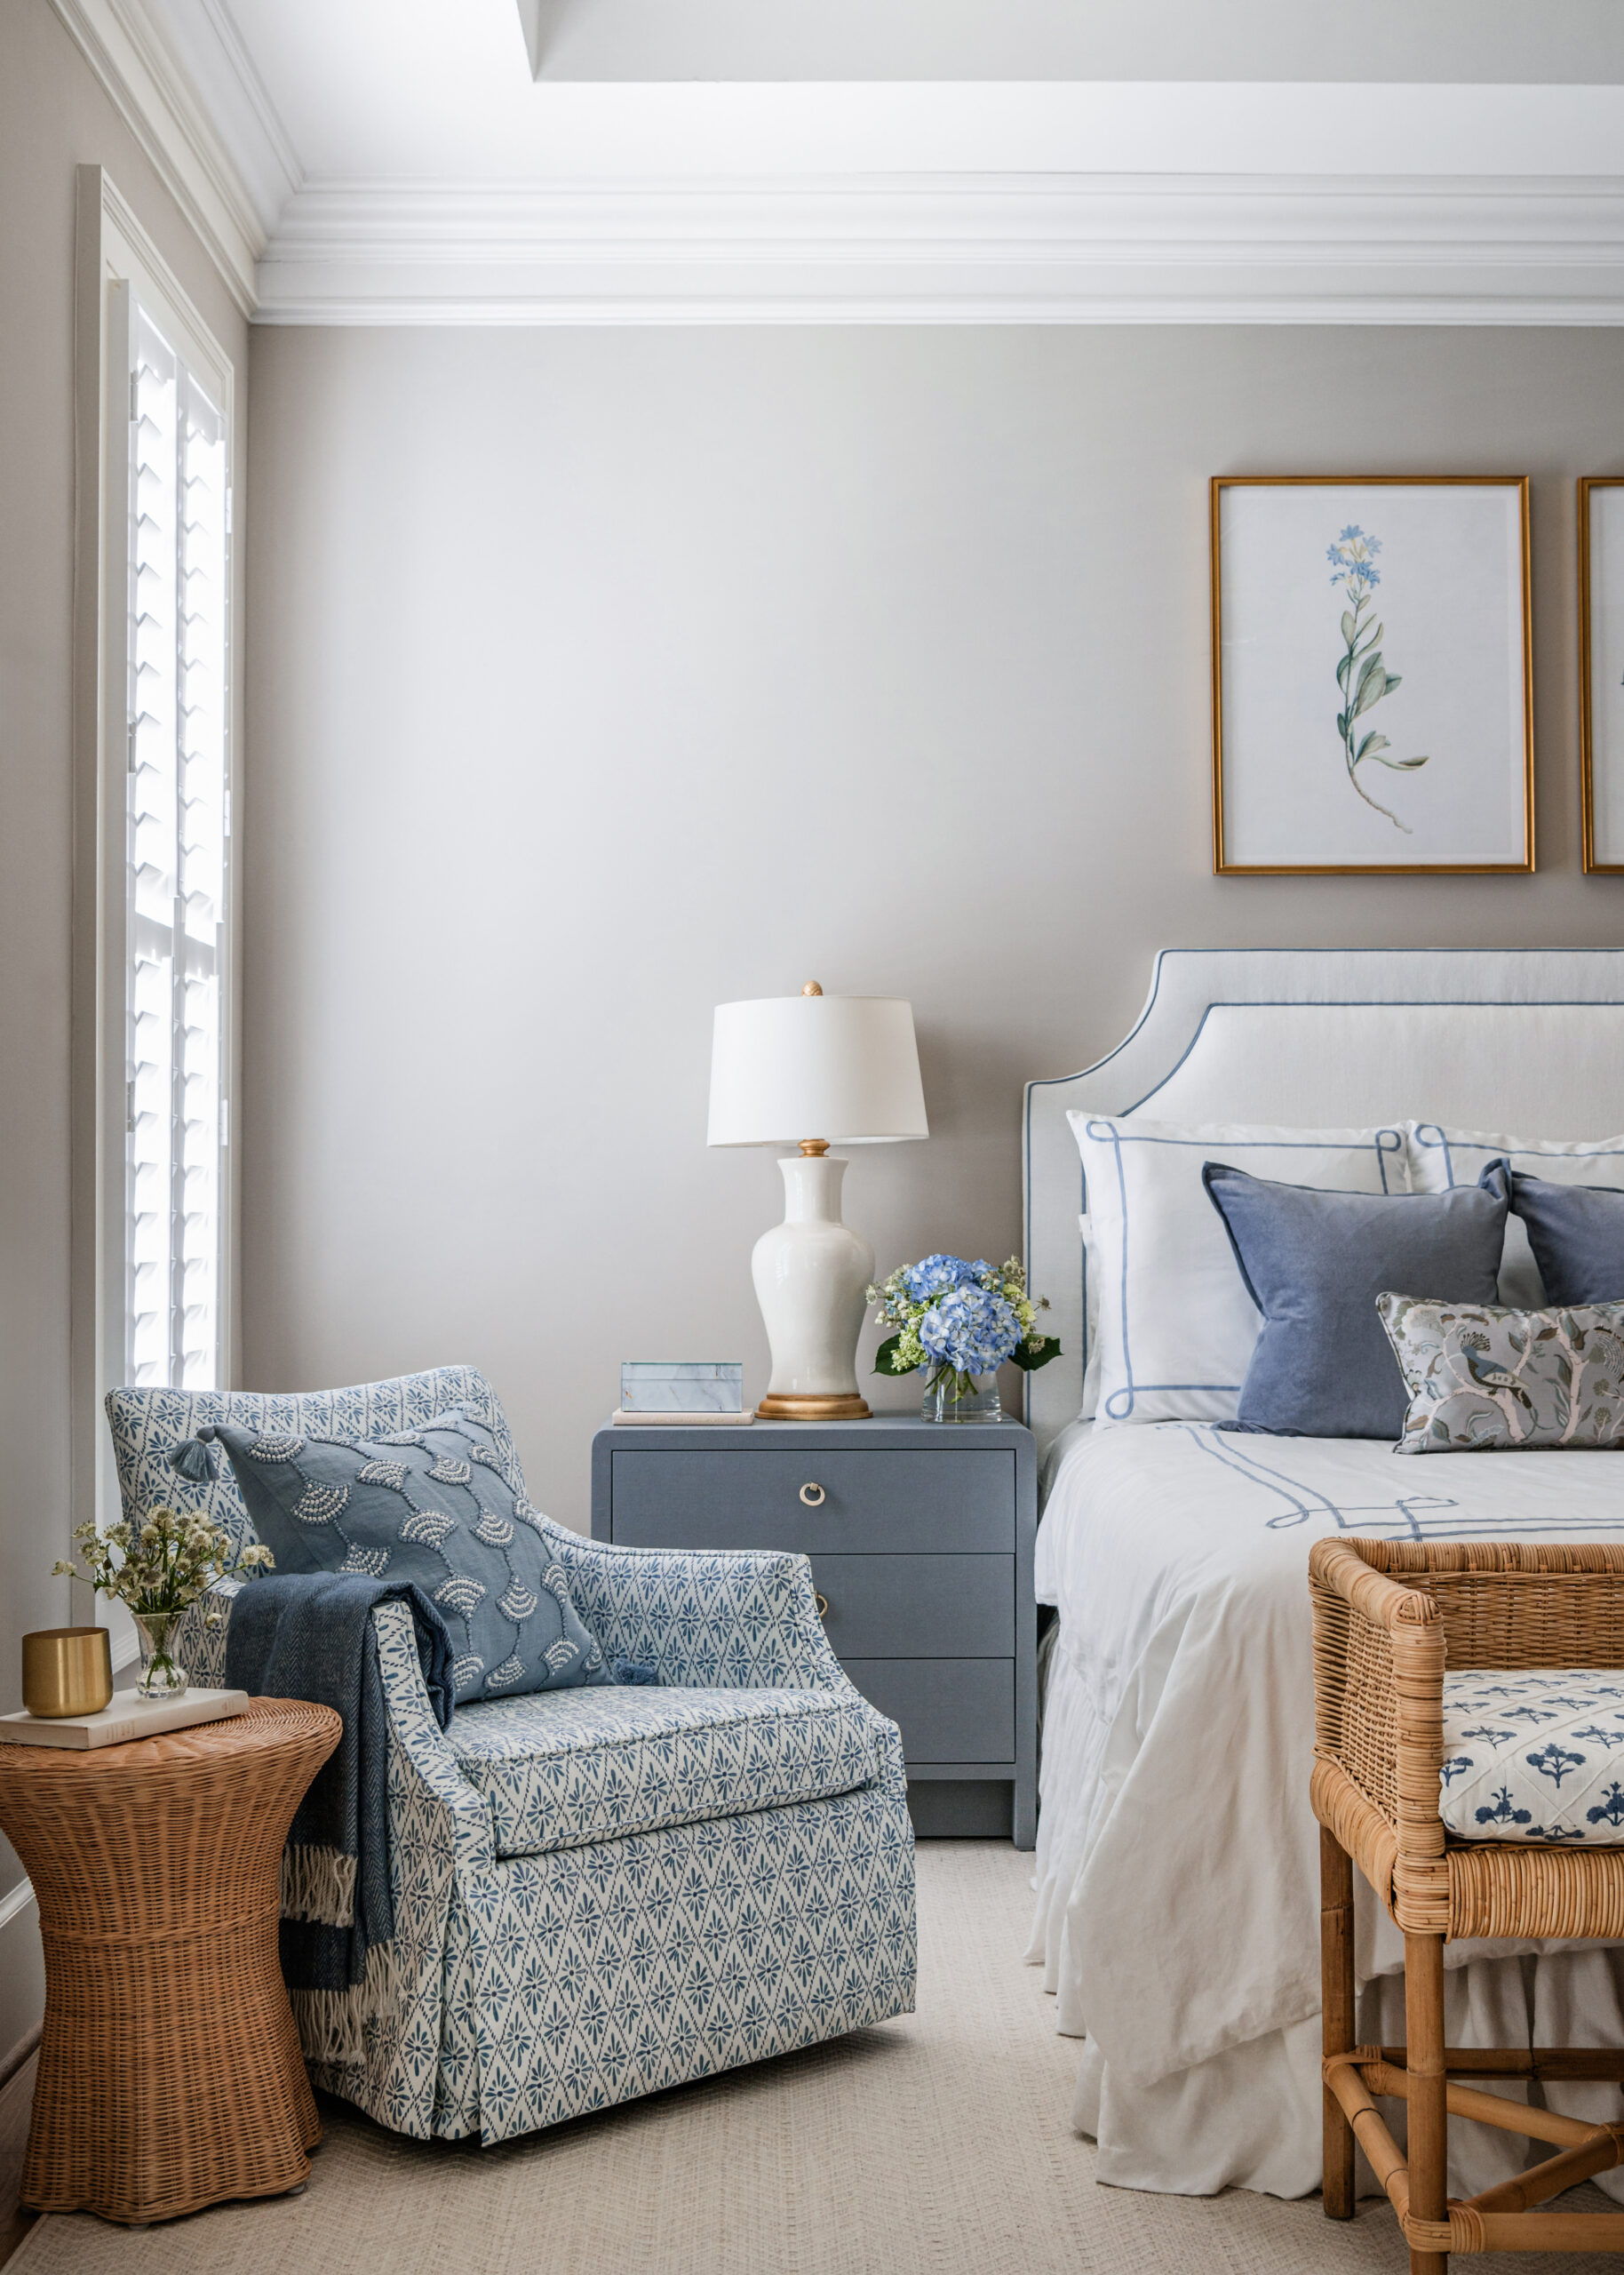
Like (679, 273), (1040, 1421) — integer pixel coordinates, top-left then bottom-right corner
(225, 1573), (454, 2064)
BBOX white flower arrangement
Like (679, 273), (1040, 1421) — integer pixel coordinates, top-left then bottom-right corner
(54, 1508), (274, 1622)
(53, 1509), (274, 1695)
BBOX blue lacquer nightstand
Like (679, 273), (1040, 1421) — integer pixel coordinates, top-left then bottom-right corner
(590, 1416), (1038, 1848)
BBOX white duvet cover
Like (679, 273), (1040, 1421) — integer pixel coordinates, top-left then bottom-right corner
(1029, 1420), (1624, 2198)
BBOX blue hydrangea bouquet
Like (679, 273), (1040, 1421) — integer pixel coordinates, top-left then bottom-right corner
(867, 1254), (1060, 1422)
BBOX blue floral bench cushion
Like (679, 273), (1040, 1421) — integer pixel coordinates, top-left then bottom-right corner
(448, 1682), (887, 1858)
(1439, 1667), (1624, 1845)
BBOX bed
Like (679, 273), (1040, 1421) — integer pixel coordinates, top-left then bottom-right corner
(1020, 947), (1624, 2199)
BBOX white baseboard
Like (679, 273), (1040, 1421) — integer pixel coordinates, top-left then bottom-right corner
(0, 1883), (42, 2084)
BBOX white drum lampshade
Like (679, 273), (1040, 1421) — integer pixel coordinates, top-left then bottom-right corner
(708, 986), (927, 1420)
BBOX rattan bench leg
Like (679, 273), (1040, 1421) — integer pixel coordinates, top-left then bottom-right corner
(1321, 1827), (1357, 2219)
(1405, 1932), (1449, 2275)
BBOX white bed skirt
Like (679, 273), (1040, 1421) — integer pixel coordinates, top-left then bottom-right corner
(1030, 1634), (1624, 2202)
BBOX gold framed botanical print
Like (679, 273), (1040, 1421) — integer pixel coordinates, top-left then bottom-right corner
(1211, 475), (1534, 875)
(1580, 476), (1624, 874)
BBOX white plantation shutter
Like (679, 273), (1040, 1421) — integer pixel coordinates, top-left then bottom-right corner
(123, 302), (231, 1390)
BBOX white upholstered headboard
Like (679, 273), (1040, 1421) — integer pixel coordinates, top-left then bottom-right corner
(1023, 948), (1624, 1454)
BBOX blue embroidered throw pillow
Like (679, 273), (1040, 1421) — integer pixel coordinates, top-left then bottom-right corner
(186, 1408), (610, 1704)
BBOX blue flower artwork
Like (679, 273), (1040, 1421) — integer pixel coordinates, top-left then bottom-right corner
(1327, 526), (1429, 832)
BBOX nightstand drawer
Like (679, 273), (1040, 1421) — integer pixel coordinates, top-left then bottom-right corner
(843, 1659), (1014, 1764)
(812, 1554), (1012, 1659)
(608, 1448), (1014, 1553)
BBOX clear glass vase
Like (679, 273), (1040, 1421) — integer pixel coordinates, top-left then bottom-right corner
(131, 1610), (188, 1702)
(920, 1369), (1001, 1424)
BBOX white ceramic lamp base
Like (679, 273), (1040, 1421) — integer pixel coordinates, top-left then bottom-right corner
(752, 1156), (873, 1420)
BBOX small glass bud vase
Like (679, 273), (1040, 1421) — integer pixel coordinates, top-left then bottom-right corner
(920, 1369), (1001, 1424)
(131, 1610), (188, 1702)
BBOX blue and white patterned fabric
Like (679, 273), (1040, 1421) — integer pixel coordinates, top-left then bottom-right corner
(120, 1369), (917, 2144)
(449, 1683), (886, 1858)
(1439, 1668), (1624, 1844)
(195, 1409), (609, 1704)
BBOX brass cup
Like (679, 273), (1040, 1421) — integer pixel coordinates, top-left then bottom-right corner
(22, 1627), (114, 1719)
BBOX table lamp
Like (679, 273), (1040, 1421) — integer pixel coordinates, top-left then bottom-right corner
(708, 984), (928, 1419)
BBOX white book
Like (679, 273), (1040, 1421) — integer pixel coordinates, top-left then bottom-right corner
(610, 1409), (754, 1427)
(0, 1688), (250, 1750)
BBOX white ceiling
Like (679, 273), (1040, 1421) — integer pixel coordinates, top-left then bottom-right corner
(62, 0), (1624, 323)
(521, 0), (1624, 84)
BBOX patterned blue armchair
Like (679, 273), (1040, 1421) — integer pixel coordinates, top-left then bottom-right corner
(107, 1367), (917, 2143)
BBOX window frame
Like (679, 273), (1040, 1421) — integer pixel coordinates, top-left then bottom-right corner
(71, 168), (241, 1645)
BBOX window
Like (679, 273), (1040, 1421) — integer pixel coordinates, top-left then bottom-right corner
(122, 303), (232, 1390)
(71, 170), (239, 1640)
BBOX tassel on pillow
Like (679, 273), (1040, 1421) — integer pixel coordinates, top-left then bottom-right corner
(169, 1428), (219, 1483)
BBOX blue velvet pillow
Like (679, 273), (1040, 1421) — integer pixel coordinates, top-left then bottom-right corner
(1509, 1169), (1624, 1307)
(1202, 1161), (1509, 1438)
(187, 1407), (610, 1704)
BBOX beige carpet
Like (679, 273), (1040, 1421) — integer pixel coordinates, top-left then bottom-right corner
(15, 1842), (1620, 2275)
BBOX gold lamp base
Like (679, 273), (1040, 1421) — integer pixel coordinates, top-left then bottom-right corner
(755, 1393), (871, 1421)
(23, 1627), (114, 1719)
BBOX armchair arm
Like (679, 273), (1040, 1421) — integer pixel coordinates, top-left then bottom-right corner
(174, 1581), (490, 1851)
(542, 1520), (855, 1693)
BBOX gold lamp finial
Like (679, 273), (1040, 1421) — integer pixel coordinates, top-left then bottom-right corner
(801, 980), (823, 996)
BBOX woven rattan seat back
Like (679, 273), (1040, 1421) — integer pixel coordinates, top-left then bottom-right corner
(1310, 1537), (1624, 2271)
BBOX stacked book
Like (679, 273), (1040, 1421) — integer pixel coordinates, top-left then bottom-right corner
(613, 1362), (752, 1426)
(0, 1688), (250, 1748)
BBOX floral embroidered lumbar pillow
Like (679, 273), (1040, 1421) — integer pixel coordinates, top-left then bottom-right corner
(183, 1407), (611, 1704)
(1439, 1669), (1624, 1844)
(1377, 1293), (1624, 1454)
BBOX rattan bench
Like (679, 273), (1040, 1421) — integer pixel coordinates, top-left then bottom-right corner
(1310, 1537), (1624, 2272)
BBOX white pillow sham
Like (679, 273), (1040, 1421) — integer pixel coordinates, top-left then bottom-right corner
(1407, 1123), (1624, 1308)
(1068, 1114), (1409, 1426)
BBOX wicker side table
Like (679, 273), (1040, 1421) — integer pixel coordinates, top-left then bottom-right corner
(0, 1696), (340, 2224)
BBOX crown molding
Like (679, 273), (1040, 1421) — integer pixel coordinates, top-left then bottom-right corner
(36, 7), (1624, 328)
(254, 174), (1624, 325)
(47, 0), (295, 315)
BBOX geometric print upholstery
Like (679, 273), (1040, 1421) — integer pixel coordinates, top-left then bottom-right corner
(448, 1683), (887, 1858)
(105, 1366), (525, 1565)
(174, 1539), (917, 2145)
(201, 1408), (609, 1704)
(146, 1370), (916, 2141)
(545, 1534), (861, 1694)
(1439, 1667), (1624, 1845)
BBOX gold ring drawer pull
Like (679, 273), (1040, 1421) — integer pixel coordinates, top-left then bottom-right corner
(799, 1481), (825, 1506)
(815, 1592), (829, 1620)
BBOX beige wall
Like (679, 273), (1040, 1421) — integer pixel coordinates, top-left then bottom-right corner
(243, 323), (1624, 1535)
(0, 0), (250, 2061)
